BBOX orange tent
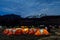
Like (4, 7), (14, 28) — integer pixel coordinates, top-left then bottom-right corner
(15, 28), (22, 35)
(34, 29), (49, 36)
(34, 29), (41, 36)
(11, 28), (16, 35)
(3, 29), (9, 35)
(21, 28), (29, 34)
(3, 29), (13, 36)
(3, 28), (49, 36)
(43, 29), (49, 35)
(29, 28), (35, 34)
(7, 29), (13, 36)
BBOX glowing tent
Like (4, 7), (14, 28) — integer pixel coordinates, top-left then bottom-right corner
(3, 27), (49, 36)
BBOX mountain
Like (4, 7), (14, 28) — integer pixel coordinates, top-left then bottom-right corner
(0, 14), (22, 27)
(26, 14), (47, 18)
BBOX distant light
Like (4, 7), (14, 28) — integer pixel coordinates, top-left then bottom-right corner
(0, 26), (2, 28)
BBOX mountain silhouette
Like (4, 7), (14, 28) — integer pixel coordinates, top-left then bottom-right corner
(0, 14), (22, 27)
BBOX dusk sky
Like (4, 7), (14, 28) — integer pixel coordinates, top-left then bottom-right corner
(0, 0), (60, 17)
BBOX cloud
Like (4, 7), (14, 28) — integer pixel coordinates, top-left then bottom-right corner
(25, 1), (60, 17)
(0, 0), (60, 17)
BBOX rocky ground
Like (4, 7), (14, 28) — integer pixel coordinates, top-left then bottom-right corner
(0, 28), (60, 40)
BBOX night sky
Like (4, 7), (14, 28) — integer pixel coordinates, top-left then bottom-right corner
(0, 0), (60, 17)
